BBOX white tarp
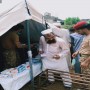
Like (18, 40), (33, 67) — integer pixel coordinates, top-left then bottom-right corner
(0, 0), (43, 36)
(0, 62), (42, 90)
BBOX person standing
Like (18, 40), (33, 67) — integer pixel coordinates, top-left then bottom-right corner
(72, 21), (90, 88)
(70, 28), (84, 73)
(0, 24), (27, 69)
(39, 29), (72, 89)
(52, 22), (71, 68)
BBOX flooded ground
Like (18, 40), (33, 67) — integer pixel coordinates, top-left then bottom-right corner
(20, 80), (82, 90)
(20, 81), (65, 90)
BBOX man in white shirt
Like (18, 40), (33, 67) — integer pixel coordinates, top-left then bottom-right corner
(39, 29), (72, 89)
(52, 23), (71, 68)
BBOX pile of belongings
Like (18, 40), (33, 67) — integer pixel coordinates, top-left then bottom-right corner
(0, 62), (30, 78)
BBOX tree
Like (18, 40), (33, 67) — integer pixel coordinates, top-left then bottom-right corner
(88, 20), (90, 24)
(64, 17), (80, 25)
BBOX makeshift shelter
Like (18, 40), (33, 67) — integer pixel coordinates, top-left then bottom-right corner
(0, 0), (45, 90)
(0, 0), (45, 36)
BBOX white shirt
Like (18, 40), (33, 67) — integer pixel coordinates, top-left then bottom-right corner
(39, 36), (69, 59)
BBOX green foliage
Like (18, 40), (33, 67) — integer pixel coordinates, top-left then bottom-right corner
(62, 25), (74, 29)
(88, 20), (90, 24)
(64, 17), (80, 25)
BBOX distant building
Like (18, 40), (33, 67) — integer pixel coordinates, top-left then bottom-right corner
(44, 12), (64, 24)
(44, 12), (51, 16)
(81, 19), (90, 22)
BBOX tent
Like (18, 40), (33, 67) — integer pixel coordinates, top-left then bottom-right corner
(0, 0), (45, 90)
(0, 0), (45, 36)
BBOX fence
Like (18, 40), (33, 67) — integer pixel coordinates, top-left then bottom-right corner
(37, 69), (90, 90)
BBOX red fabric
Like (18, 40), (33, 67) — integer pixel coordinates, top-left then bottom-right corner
(73, 21), (87, 30)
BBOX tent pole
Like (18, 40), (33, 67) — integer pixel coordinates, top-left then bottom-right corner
(24, 0), (34, 89)
(25, 20), (34, 90)
(45, 20), (48, 29)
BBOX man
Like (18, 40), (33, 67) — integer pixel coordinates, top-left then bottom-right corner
(0, 24), (27, 69)
(70, 27), (84, 73)
(39, 29), (72, 89)
(72, 21), (90, 88)
(52, 22), (71, 68)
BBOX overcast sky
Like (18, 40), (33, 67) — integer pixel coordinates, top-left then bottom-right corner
(31, 0), (90, 20)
